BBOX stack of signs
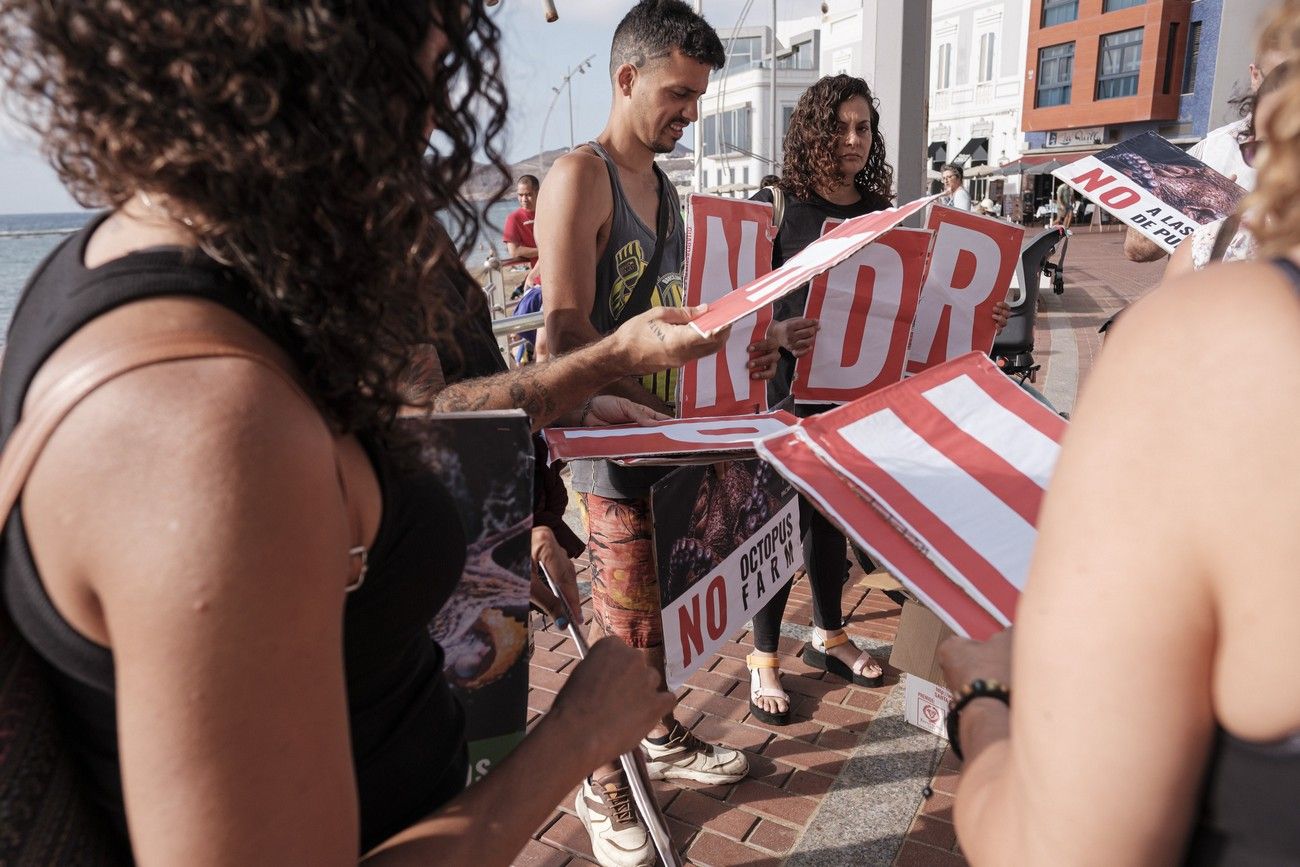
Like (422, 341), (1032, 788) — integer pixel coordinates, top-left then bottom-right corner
(676, 196), (1023, 413)
(688, 195), (937, 338)
(403, 410), (534, 783)
(755, 352), (1068, 640)
(1051, 131), (1246, 254)
(651, 460), (801, 690)
(542, 412), (798, 467)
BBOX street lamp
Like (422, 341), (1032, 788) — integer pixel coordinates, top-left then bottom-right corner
(537, 54), (596, 177)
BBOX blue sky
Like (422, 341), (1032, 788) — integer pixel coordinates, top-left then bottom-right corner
(0, 0), (823, 214)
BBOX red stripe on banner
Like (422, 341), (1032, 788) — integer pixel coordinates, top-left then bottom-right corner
(758, 432), (1003, 640)
(807, 429), (1020, 622)
(885, 390), (1045, 525)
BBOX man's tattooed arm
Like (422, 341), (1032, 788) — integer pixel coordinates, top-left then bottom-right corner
(432, 339), (630, 430)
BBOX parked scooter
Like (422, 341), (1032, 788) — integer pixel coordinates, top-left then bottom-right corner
(992, 225), (1068, 381)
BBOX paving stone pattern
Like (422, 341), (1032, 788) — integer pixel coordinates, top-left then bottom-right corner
(518, 230), (1158, 866)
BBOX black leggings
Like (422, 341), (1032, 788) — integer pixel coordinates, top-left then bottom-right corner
(751, 496), (856, 653)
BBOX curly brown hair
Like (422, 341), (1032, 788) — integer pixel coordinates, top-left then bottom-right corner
(1246, 1), (1300, 256)
(778, 74), (894, 203)
(0, 1), (510, 436)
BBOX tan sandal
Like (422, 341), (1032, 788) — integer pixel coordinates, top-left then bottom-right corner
(745, 653), (791, 726)
(801, 629), (884, 687)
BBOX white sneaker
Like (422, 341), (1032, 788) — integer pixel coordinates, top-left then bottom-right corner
(574, 774), (655, 867)
(642, 722), (749, 785)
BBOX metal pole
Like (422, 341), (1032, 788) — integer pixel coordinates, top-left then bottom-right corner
(694, 0), (704, 192)
(770, 0), (778, 173)
(538, 85), (563, 177)
(566, 66), (576, 150)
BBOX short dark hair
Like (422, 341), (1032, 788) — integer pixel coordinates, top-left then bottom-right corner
(941, 163), (964, 181)
(609, 0), (725, 77)
(760, 174), (780, 188)
(517, 174), (540, 191)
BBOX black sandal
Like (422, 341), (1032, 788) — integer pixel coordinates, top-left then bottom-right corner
(801, 629), (884, 688)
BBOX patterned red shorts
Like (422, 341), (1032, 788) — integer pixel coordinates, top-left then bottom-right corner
(578, 492), (663, 649)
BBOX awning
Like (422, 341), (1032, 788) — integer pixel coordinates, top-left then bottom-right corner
(990, 153), (1089, 176)
(951, 137), (989, 167)
(927, 141), (948, 168)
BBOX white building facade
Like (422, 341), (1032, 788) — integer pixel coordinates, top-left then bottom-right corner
(927, 0), (1031, 208)
(697, 21), (822, 198)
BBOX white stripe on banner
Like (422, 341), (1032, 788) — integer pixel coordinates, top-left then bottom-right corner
(921, 375), (1061, 487)
(838, 409), (1038, 587)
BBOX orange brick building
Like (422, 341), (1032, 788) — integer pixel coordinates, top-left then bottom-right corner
(1023, 0), (1191, 140)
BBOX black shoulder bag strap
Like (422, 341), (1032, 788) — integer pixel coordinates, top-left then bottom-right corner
(614, 170), (672, 328)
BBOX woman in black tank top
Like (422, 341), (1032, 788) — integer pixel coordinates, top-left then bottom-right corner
(935, 13), (1300, 864)
(0, 3), (673, 863)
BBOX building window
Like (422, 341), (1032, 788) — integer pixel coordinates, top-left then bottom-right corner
(719, 36), (764, 74)
(777, 39), (816, 70)
(937, 43), (953, 89)
(743, 167), (750, 185)
(1041, 0), (1078, 28)
(1162, 22), (1179, 94)
(978, 32), (996, 82)
(1096, 28), (1143, 100)
(1036, 42), (1074, 107)
(1103, 0), (1145, 10)
(782, 105), (795, 136)
(702, 105), (753, 156)
(1182, 20), (1202, 94)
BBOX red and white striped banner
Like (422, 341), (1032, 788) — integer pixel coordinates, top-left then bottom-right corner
(678, 194), (775, 417)
(543, 411), (798, 465)
(688, 195), (936, 338)
(756, 353), (1066, 636)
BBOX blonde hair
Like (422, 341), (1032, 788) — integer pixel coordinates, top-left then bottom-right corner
(1245, 0), (1300, 255)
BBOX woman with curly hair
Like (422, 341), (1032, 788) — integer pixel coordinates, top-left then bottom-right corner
(938, 4), (1300, 862)
(0, 1), (736, 862)
(744, 74), (895, 725)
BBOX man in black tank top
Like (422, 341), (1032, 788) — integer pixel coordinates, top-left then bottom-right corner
(535, 4), (777, 864)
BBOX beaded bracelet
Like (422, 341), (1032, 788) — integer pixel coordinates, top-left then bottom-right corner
(946, 678), (1011, 761)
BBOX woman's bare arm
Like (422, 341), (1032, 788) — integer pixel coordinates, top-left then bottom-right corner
(946, 263), (1300, 864)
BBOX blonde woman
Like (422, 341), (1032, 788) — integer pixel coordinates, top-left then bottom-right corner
(939, 5), (1300, 863)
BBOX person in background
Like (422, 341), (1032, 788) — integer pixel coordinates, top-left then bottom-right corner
(939, 162), (972, 210)
(1124, 36), (1287, 262)
(1166, 62), (1290, 281)
(504, 173), (540, 266)
(976, 197), (999, 218)
(745, 75), (1010, 730)
(939, 6), (1300, 863)
(760, 173), (781, 189)
(1053, 181), (1074, 230)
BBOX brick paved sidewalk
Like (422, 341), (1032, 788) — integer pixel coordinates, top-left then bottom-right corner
(516, 230), (1165, 867)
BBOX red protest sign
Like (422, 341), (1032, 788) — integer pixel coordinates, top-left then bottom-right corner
(688, 195), (935, 338)
(757, 353), (1066, 635)
(679, 194), (775, 417)
(756, 429), (1003, 640)
(543, 411), (798, 465)
(792, 227), (931, 405)
(905, 208), (1023, 375)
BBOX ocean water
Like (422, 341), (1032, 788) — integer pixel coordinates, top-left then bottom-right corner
(0, 202), (520, 345)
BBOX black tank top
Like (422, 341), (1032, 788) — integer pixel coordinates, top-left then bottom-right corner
(1183, 256), (1300, 865)
(0, 213), (469, 855)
